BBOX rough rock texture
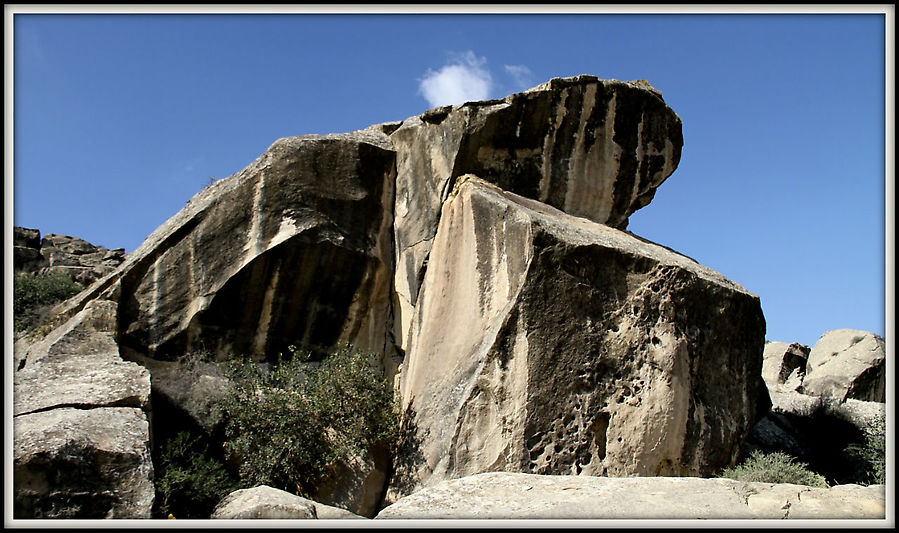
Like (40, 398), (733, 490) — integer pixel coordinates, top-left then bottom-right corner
(211, 485), (365, 519)
(802, 329), (885, 402)
(762, 341), (810, 391)
(13, 226), (127, 286)
(375, 472), (885, 520)
(57, 130), (397, 364)
(390, 75), (684, 351)
(14, 407), (155, 519)
(392, 176), (767, 498)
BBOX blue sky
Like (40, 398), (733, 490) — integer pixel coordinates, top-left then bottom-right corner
(7, 7), (891, 348)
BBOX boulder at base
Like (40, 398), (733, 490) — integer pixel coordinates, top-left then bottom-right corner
(392, 176), (767, 498)
(14, 407), (155, 519)
(211, 485), (365, 519)
(375, 472), (885, 520)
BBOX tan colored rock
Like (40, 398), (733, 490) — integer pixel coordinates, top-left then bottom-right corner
(375, 472), (885, 520)
(392, 177), (766, 498)
(390, 75), (684, 352)
(802, 329), (885, 402)
(211, 485), (364, 519)
(762, 341), (810, 391)
(15, 299), (119, 370)
(14, 407), (155, 518)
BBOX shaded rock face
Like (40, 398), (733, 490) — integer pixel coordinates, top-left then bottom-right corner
(112, 131), (396, 363)
(762, 341), (810, 392)
(390, 76), (683, 351)
(13, 226), (127, 286)
(375, 472), (885, 520)
(393, 177), (766, 497)
(802, 329), (885, 402)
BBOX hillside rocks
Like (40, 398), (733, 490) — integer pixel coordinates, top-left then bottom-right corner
(392, 176), (766, 497)
(390, 76), (683, 351)
(374, 472), (885, 519)
(802, 329), (885, 402)
(762, 341), (810, 392)
(14, 226), (126, 286)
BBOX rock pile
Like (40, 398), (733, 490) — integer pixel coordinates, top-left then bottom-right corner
(12, 76), (884, 521)
(14, 226), (127, 286)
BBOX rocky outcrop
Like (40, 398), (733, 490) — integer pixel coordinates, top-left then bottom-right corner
(375, 472), (885, 519)
(211, 485), (365, 519)
(801, 329), (885, 402)
(13, 226), (126, 286)
(392, 176), (766, 498)
(12, 299), (155, 518)
(390, 75), (683, 352)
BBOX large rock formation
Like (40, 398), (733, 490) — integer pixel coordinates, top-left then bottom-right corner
(390, 76), (683, 352)
(392, 176), (766, 497)
(14, 76), (779, 520)
(211, 485), (365, 520)
(375, 472), (885, 520)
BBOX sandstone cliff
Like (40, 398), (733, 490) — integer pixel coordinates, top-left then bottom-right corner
(12, 76), (883, 521)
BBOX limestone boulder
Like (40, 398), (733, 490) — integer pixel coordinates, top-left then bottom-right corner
(390, 75), (684, 351)
(762, 341), (810, 391)
(14, 407), (155, 518)
(392, 176), (767, 498)
(802, 329), (885, 402)
(211, 485), (365, 519)
(59, 129), (397, 365)
(375, 472), (884, 520)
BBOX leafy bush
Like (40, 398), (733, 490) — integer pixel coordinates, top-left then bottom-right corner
(13, 271), (83, 332)
(221, 344), (399, 498)
(155, 431), (237, 519)
(719, 450), (828, 488)
(844, 414), (886, 485)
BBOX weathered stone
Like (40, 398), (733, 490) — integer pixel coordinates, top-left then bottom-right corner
(77, 130), (399, 365)
(15, 226), (41, 248)
(392, 176), (766, 498)
(41, 233), (98, 255)
(16, 299), (119, 370)
(390, 75), (684, 352)
(211, 485), (365, 519)
(310, 444), (391, 518)
(14, 407), (155, 518)
(14, 245), (46, 272)
(762, 341), (810, 391)
(802, 329), (885, 402)
(375, 472), (884, 519)
(14, 352), (151, 416)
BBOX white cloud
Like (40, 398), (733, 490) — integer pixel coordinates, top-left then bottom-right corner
(504, 64), (534, 90)
(419, 51), (493, 107)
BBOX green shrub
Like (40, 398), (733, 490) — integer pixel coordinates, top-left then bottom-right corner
(13, 271), (83, 332)
(719, 450), (829, 488)
(221, 344), (399, 498)
(155, 431), (237, 519)
(844, 414), (886, 485)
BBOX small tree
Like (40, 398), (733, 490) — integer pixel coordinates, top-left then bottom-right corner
(221, 344), (399, 497)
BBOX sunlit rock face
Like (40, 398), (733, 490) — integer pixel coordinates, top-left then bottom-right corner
(391, 177), (766, 499)
(389, 75), (684, 352)
(110, 130), (396, 362)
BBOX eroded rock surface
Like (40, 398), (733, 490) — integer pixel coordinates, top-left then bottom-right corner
(13, 226), (127, 286)
(392, 177), (767, 498)
(390, 75), (684, 351)
(375, 472), (885, 520)
(762, 341), (810, 392)
(802, 329), (885, 402)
